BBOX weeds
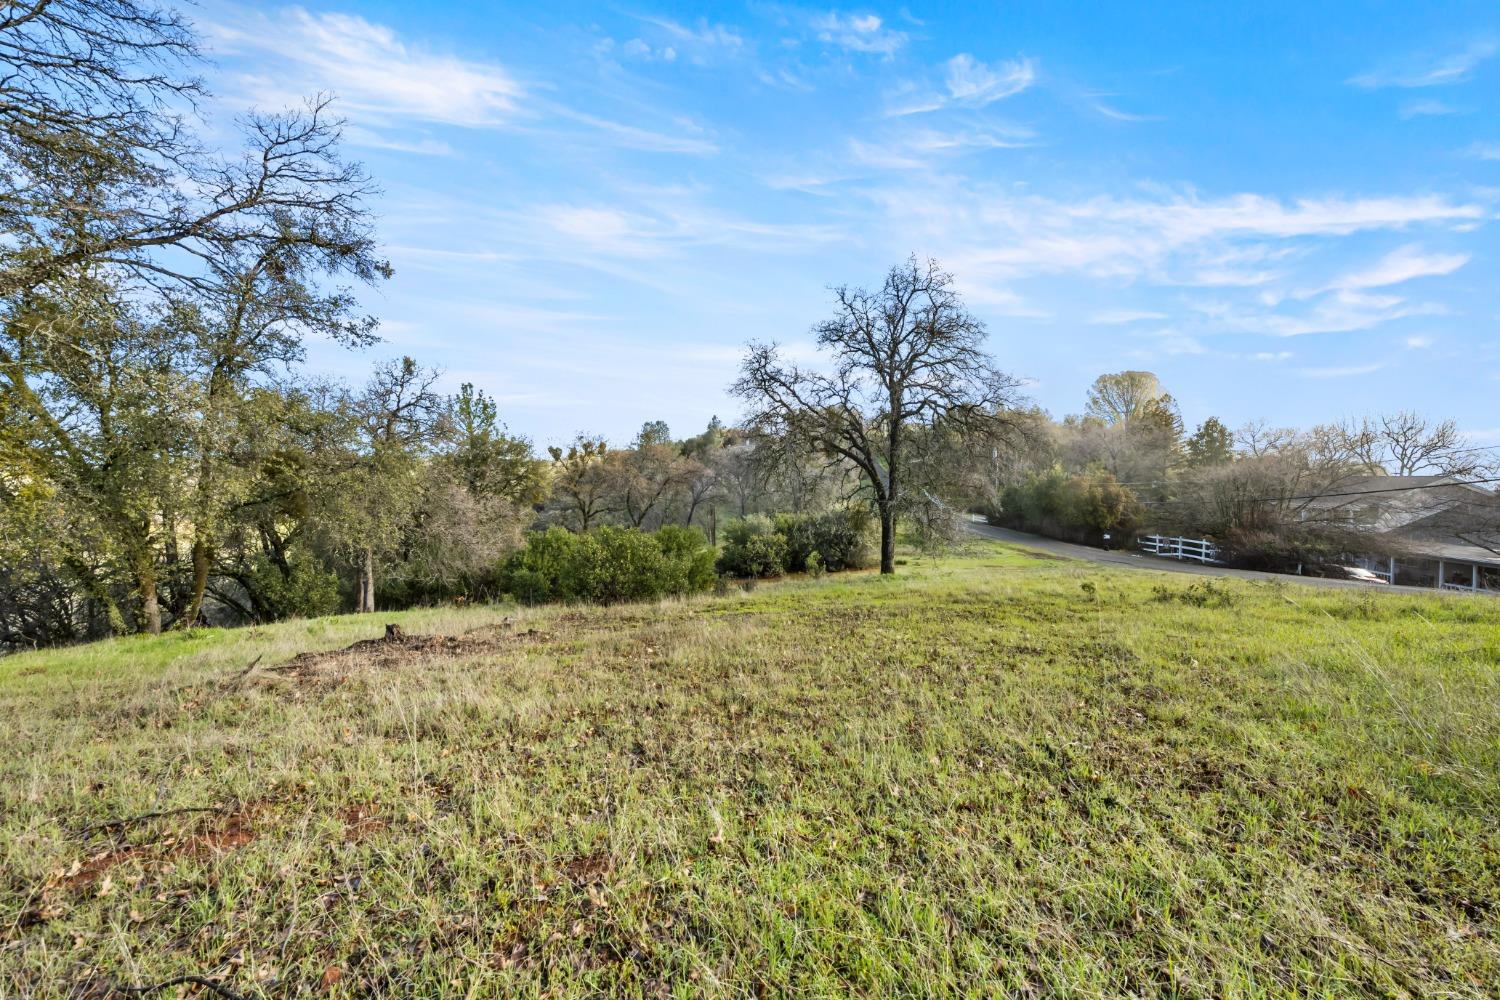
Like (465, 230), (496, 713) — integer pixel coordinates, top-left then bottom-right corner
(1, 543), (1496, 996)
(1152, 578), (1238, 608)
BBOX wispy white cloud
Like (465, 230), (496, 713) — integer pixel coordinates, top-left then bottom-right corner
(1405, 334), (1434, 349)
(952, 284), (1049, 317)
(1349, 39), (1497, 88)
(863, 182), (1483, 292)
(1148, 328), (1206, 355)
(1182, 267), (1281, 287)
(1089, 309), (1168, 325)
(549, 108), (719, 155)
(342, 125), (456, 157)
(206, 8), (524, 127)
(844, 139), (927, 171)
(207, 6), (717, 156)
(641, 16), (744, 50)
(851, 177), (1482, 339)
(384, 245), (515, 270)
(944, 54), (1037, 105)
(1465, 141), (1500, 160)
(522, 197), (845, 264)
(1322, 243), (1470, 292)
(812, 12), (907, 55)
(1399, 98), (1460, 119)
(901, 126), (1035, 152)
(1075, 192), (1484, 241)
(628, 15), (744, 65)
(888, 53), (1037, 116)
(1207, 290), (1444, 338)
(1089, 98), (1156, 123)
(846, 124), (1034, 170)
(603, 36), (677, 62)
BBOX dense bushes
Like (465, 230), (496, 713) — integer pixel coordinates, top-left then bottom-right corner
(498, 510), (872, 605)
(247, 553), (342, 621)
(775, 509), (875, 572)
(501, 525), (716, 604)
(990, 470), (1144, 547)
(715, 515), (787, 578)
(717, 509), (875, 578)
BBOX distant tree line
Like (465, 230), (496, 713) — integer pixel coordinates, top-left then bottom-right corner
(4, 2), (1492, 646)
(3, 221), (1026, 646)
(980, 369), (1495, 570)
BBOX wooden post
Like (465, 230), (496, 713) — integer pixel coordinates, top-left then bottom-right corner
(1473, 564), (1479, 591)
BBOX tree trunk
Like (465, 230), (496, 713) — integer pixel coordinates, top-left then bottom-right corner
(876, 407), (900, 578)
(136, 560), (162, 634)
(183, 534), (211, 627)
(879, 504), (896, 575)
(882, 420), (901, 575)
(259, 520), (292, 578)
(358, 547), (376, 613)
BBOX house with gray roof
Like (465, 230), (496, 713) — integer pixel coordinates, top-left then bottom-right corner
(1302, 475), (1500, 590)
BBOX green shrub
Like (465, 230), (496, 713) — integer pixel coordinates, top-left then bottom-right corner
(654, 524), (719, 594)
(500, 527), (587, 604)
(717, 515), (788, 578)
(501, 525), (716, 604)
(1151, 579), (1237, 608)
(249, 552), (341, 620)
(994, 470), (1143, 547)
(772, 513), (816, 571)
(773, 508), (874, 573)
(577, 526), (668, 604)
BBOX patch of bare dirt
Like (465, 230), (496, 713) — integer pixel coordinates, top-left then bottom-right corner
(338, 804), (389, 842)
(1015, 547), (1070, 561)
(560, 851), (614, 888)
(12, 805), (268, 932)
(58, 806), (264, 890)
(267, 621), (554, 682)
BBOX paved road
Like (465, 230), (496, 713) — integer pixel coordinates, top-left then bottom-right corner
(965, 520), (1452, 595)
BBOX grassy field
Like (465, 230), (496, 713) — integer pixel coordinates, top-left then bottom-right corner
(2, 541), (1498, 998)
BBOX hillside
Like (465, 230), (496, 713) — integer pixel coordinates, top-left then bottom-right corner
(2, 541), (1497, 997)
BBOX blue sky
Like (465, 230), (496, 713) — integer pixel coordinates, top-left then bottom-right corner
(196, 1), (1500, 447)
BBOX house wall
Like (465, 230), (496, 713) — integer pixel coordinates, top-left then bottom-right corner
(1393, 558), (1438, 588)
(1387, 556), (1494, 591)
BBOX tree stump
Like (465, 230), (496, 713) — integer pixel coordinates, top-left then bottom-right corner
(384, 624), (406, 642)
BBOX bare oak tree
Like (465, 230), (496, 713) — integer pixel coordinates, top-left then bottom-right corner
(1334, 411), (1492, 478)
(0, 2), (389, 301)
(733, 256), (1021, 574)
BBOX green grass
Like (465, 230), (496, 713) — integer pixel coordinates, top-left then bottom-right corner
(2, 541), (1497, 997)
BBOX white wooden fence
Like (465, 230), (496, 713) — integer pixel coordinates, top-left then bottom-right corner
(1139, 534), (1221, 564)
